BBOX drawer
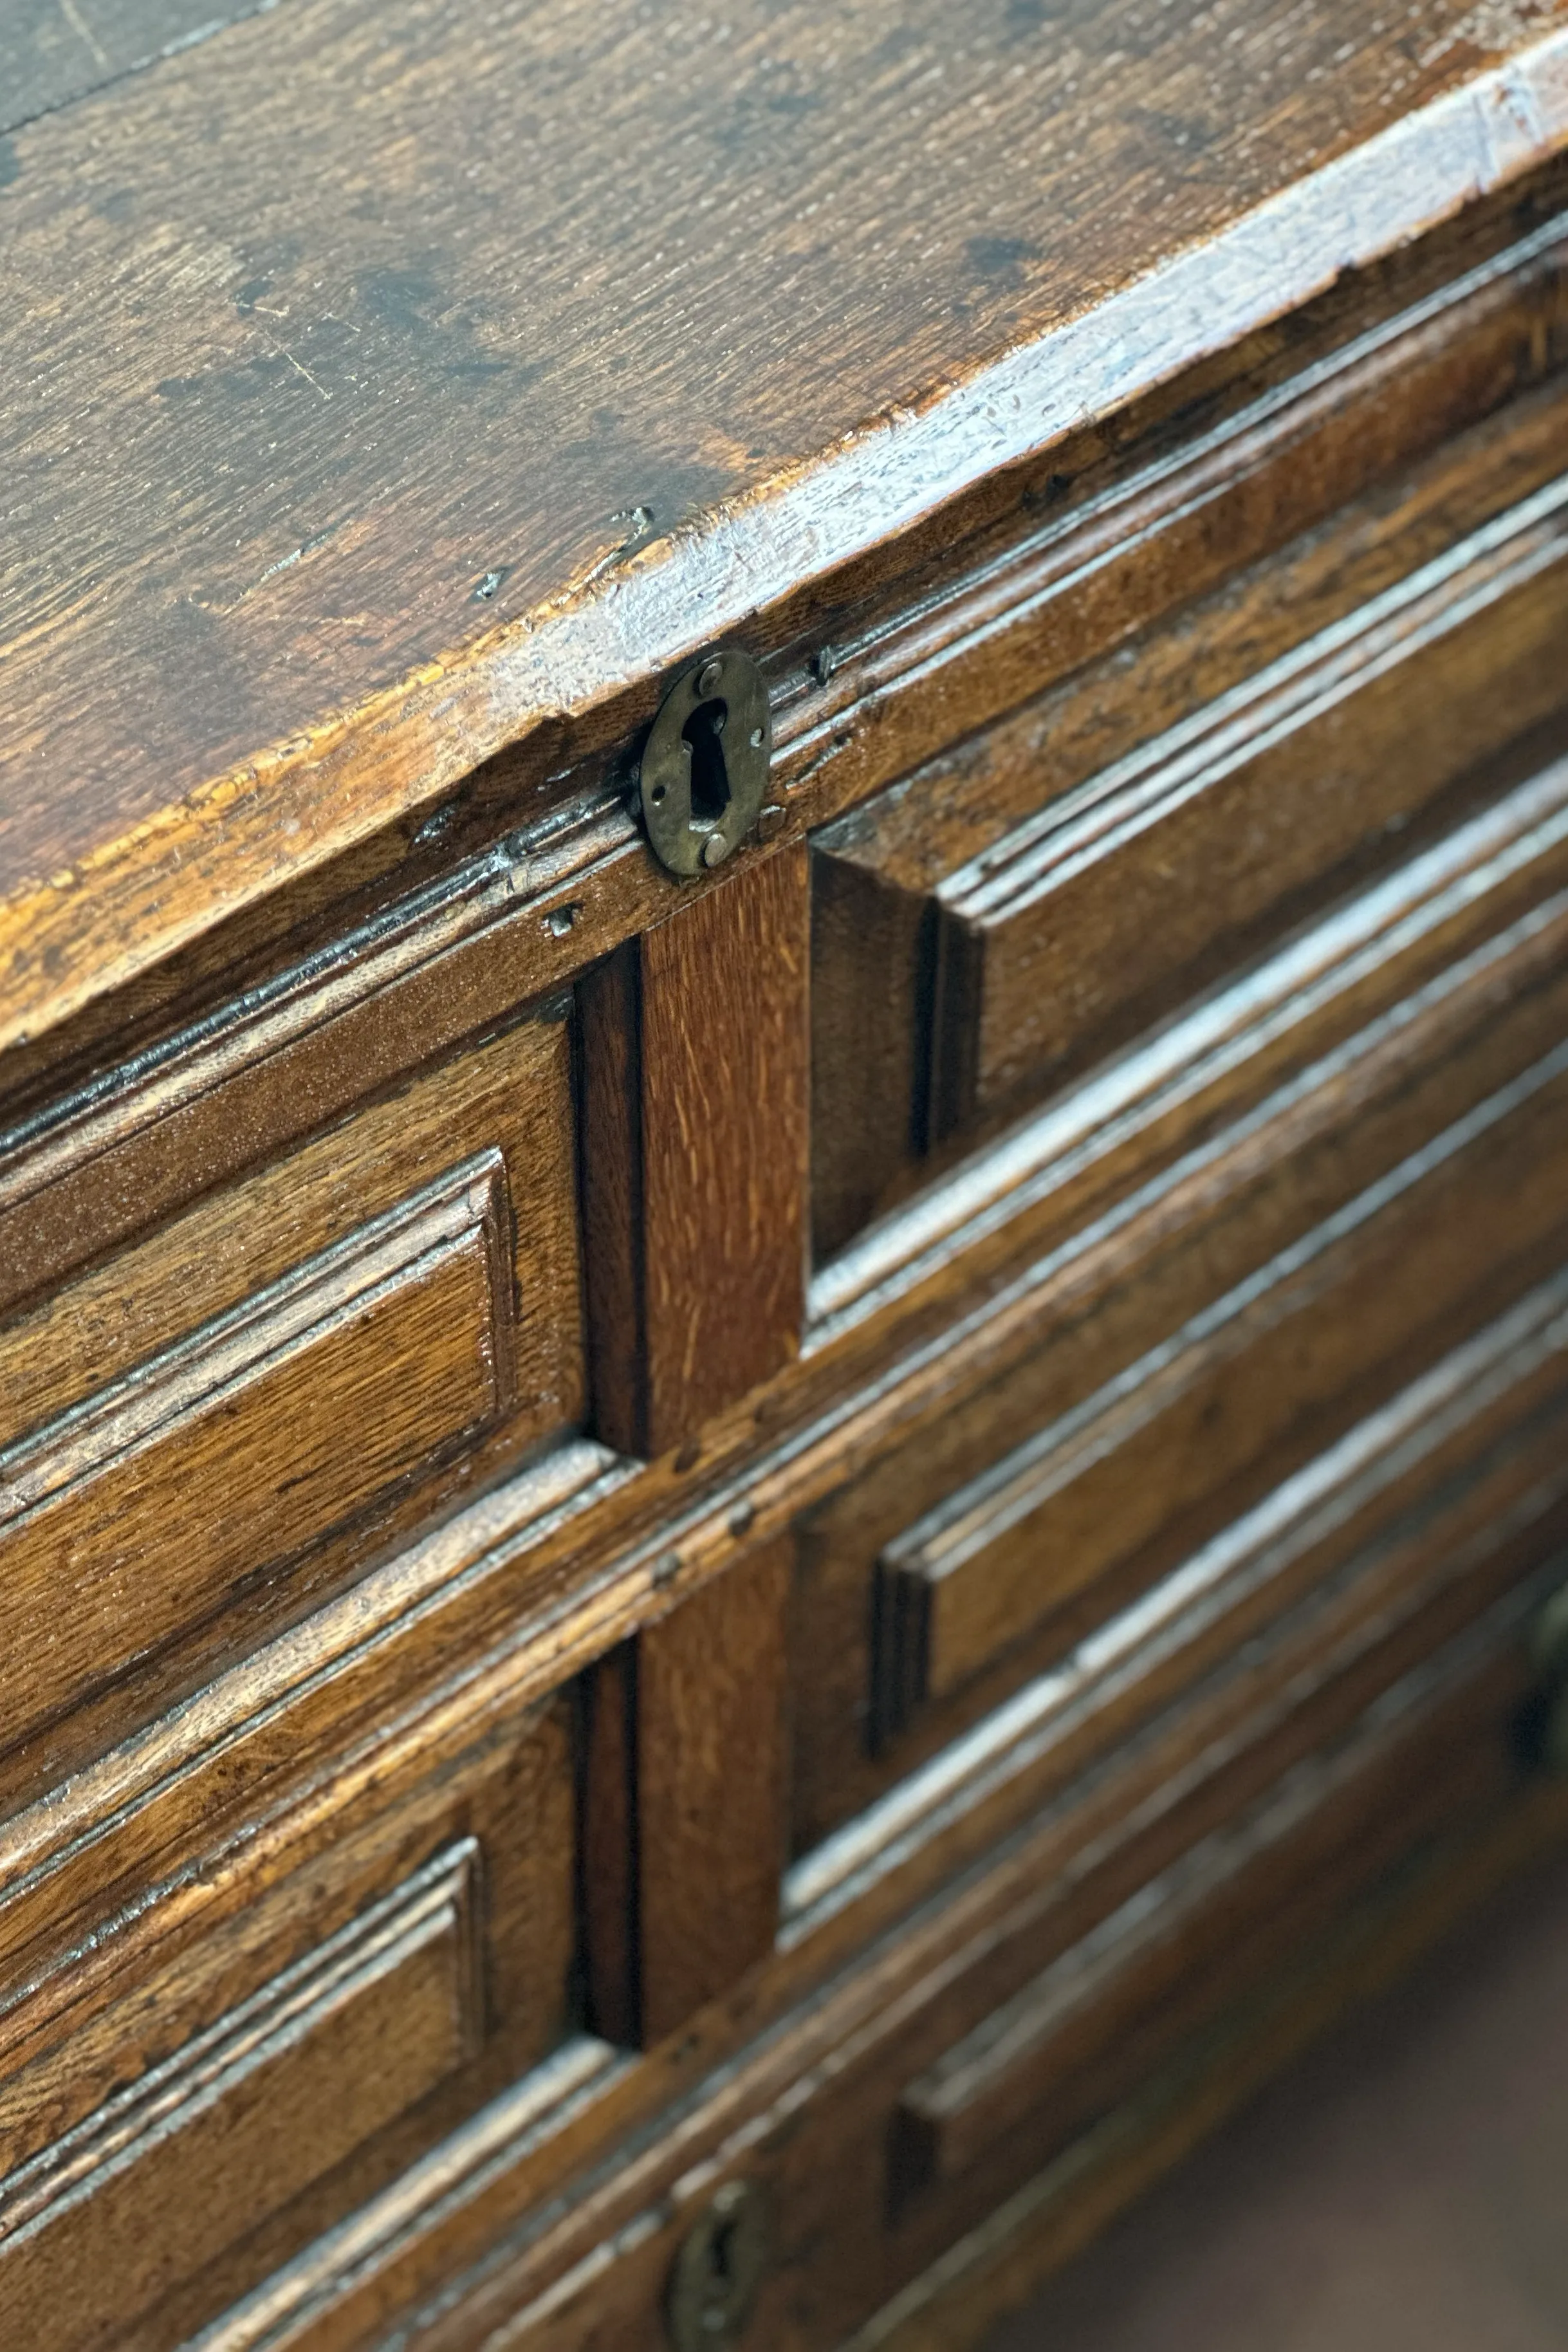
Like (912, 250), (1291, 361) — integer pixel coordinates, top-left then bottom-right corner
(811, 409), (1568, 1260)
(0, 1006), (584, 1800)
(793, 972), (1568, 1857)
(0, 1680), (578, 2352)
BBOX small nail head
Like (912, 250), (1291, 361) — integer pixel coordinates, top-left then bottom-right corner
(727, 1500), (756, 1540)
(696, 657), (724, 698)
(702, 832), (729, 867)
(652, 1550), (681, 1589)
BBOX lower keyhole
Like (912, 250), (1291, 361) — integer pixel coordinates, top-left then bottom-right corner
(683, 698), (730, 825)
(709, 2218), (737, 2287)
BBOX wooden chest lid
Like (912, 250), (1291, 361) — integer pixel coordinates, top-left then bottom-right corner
(3, 0), (1567, 1056)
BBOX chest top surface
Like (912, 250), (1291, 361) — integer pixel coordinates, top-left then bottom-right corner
(3, 0), (1568, 1061)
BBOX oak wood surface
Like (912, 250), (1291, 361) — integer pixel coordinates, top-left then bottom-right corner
(0, 1689), (576, 2352)
(811, 374), (1568, 1250)
(795, 932), (1568, 1851)
(853, 1787), (1568, 2352)
(0, 1008), (586, 1802)
(790, 1272), (1568, 1970)
(0, 1158), (505, 1760)
(582, 847), (810, 1454)
(873, 1046), (1568, 1737)
(3, 5), (1568, 1055)
(634, 1537), (793, 2043)
(233, 1562), (1555, 2352)
(1, 1844), (479, 2352)
(1, 173), (1562, 1143)
(7, 34), (1568, 2344)
(5, 732), (1560, 2024)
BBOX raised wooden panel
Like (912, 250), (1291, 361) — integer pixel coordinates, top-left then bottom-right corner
(0, 1162), (507, 1756)
(0, 1845), (479, 2352)
(872, 1039), (1568, 1741)
(0, 1009), (585, 1796)
(326, 1551), (1560, 2352)
(787, 1260), (1568, 1961)
(811, 740), (1568, 1344)
(796, 988), (1568, 1853)
(812, 402), (1568, 1259)
(887, 1620), (1530, 2211)
(927, 485), (1568, 1140)
(0, 1681), (577, 2352)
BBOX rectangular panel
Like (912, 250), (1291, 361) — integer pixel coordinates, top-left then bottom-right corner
(930, 492), (1568, 1139)
(812, 432), (1568, 1257)
(875, 1042), (1568, 1737)
(795, 976), (1568, 1854)
(0, 1844), (478, 2352)
(0, 1161), (506, 1755)
(315, 1554), (1562, 2352)
(0, 1010), (585, 1789)
(888, 1617), (1522, 2208)
(788, 1259), (1568, 1956)
(0, 1668), (578, 2351)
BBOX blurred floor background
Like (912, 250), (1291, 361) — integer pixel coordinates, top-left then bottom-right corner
(986, 1838), (1568, 2352)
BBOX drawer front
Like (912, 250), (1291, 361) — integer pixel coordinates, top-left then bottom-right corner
(811, 407), (1568, 1259)
(0, 1686), (577, 2352)
(794, 965), (1568, 1859)
(0, 1008), (584, 1795)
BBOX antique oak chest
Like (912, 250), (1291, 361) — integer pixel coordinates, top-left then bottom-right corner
(5, 3), (1568, 2346)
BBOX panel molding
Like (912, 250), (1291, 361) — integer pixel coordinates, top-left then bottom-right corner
(874, 1047), (1568, 1737)
(0, 1155), (513, 1757)
(7, 44), (1568, 1064)
(0, 1842), (483, 2352)
(889, 1584), (1551, 2200)
(787, 1265), (1568, 1945)
(8, 214), (1568, 1320)
(811, 755), (1568, 1335)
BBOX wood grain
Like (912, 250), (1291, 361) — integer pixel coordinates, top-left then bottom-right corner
(584, 847), (810, 1455)
(3, 6), (1568, 1055)
(0, 1844), (479, 2352)
(10, 15), (1568, 2346)
(0, 1008), (586, 1793)
(256, 1569), (1553, 2352)
(0, 1158), (506, 1760)
(932, 488), (1568, 1142)
(795, 1268), (1568, 1962)
(3, 739), (1561, 1994)
(0, 994), (582, 1377)
(0, 1684), (576, 2352)
(874, 1046), (1568, 1737)
(813, 383), (1568, 1249)
(813, 733), (1568, 1338)
(795, 908), (1568, 1853)
(636, 1538), (792, 2042)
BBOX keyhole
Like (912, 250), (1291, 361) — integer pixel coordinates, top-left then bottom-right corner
(683, 698), (730, 826)
(708, 2217), (738, 2290)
